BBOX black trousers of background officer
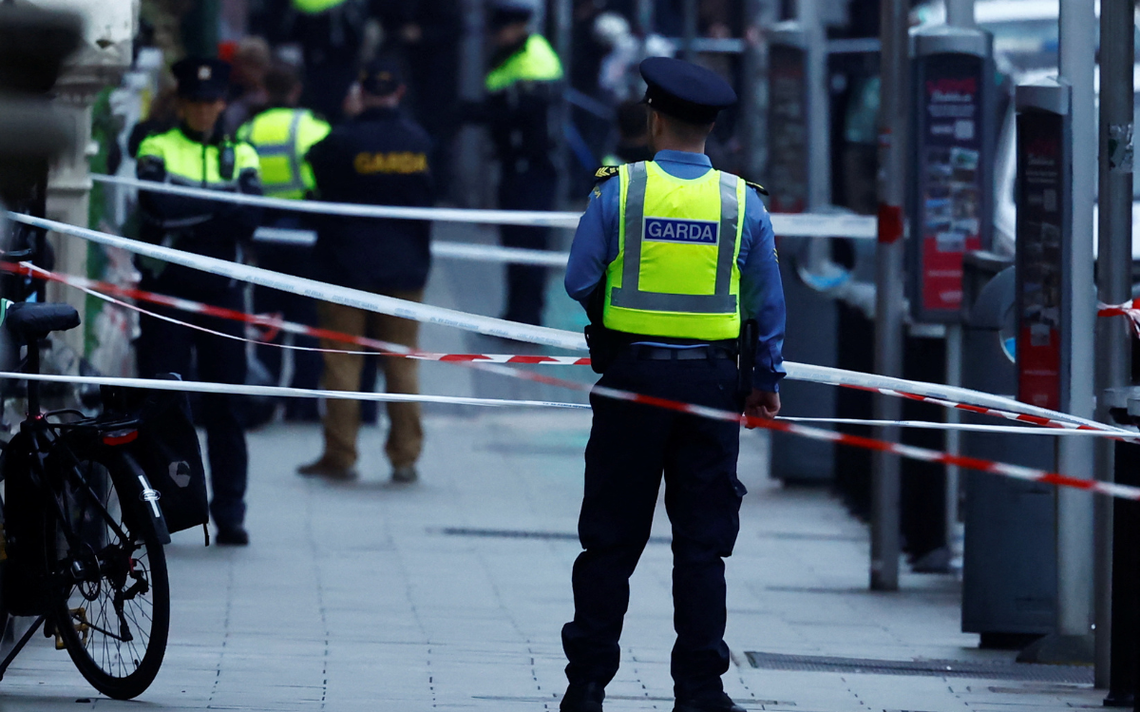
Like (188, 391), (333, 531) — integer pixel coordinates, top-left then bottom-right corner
(499, 163), (556, 325)
(253, 214), (322, 421)
(562, 350), (745, 699)
(135, 282), (248, 530)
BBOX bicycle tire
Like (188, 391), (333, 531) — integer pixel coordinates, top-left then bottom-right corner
(48, 456), (170, 700)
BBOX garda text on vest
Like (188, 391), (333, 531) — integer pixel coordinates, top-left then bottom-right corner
(643, 217), (719, 245)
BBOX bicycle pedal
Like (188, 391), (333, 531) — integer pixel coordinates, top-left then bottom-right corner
(55, 607), (89, 650)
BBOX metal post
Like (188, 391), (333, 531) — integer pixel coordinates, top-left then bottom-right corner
(798, 0), (830, 274)
(945, 0), (975, 28)
(456, 0), (487, 207)
(938, 3), (977, 562)
(739, 0), (774, 182)
(945, 323), (962, 561)
(1056, 0), (1097, 648)
(1097, 0), (1134, 690)
(635, 0), (655, 38)
(871, 0), (908, 592)
(682, 0), (698, 62)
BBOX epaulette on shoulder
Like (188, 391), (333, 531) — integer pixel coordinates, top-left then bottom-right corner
(746, 180), (768, 196)
(594, 165), (620, 183)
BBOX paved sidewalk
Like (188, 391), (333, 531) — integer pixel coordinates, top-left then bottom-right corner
(0, 412), (1101, 711)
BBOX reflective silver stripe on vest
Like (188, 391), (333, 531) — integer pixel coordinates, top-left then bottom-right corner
(610, 163), (740, 314)
(253, 110), (307, 195)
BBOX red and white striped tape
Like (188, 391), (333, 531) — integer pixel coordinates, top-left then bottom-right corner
(2, 368), (1137, 501)
(10, 250), (1136, 447)
(3, 262), (593, 365)
(10, 211), (1135, 442)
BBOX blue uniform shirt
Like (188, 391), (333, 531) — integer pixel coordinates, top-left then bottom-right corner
(565, 150), (787, 392)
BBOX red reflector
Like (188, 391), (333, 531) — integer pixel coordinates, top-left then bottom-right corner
(102, 430), (138, 447)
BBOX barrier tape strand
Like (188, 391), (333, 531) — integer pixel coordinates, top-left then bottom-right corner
(10, 211), (1133, 442)
(2, 369), (1136, 501)
(91, 174), (880, 239)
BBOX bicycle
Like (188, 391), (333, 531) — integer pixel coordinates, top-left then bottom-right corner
(0, 300), (173, 699)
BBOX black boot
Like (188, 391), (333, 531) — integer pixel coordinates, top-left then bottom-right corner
(673, 691), (746, 712)
(560, 681), (605, 712)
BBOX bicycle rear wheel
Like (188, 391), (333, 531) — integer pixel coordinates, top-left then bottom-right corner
(48, 456), (170, 700)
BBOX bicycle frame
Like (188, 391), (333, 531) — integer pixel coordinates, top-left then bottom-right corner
(0, 338), (170, 679)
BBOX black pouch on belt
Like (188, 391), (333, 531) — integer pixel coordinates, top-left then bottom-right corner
(738, 319), (759, 399)
(584, 281), (618, 375)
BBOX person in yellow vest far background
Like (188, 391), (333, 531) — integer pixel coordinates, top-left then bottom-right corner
(461, 0), (563, 327)
(560, 57), (786, 712)
(238, 62), (331, 421)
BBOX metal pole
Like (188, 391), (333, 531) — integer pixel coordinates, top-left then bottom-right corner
(871, 0), (908, 592)
(1057, 0), (1097, 643)
(740, 0), (767, 181)
(941, 0), (972, 565)
(682, 0), (698, 62)
(945, 0), (975, 28)
(1096, 0), (1134, 689)
(635, 0), (655, 38)
(945, 323), (962, 561)
(798, 0), (830, 274)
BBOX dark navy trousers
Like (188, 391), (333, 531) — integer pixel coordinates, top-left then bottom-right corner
(562, 352), (746, 699)
(498, 165), (556, 325)
(135, 280), (248, 530)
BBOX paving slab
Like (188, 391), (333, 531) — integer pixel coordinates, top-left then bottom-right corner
(0, 408), (1103, 711)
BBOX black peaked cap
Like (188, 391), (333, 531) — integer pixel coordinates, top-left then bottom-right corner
(172, 57), (231, 101)
(640, 56), (736, 124)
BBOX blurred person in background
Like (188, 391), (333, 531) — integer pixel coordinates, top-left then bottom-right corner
(462, 0), (563, 326)
(298, 59), (434, 484)
(223, 36), (272, 134)
(134, 57), (263, 546)
(392, 0), (464, 198)
(601, 100), (652, 166)
(282, 0), (369, 124)
(237, 61), (331, 421)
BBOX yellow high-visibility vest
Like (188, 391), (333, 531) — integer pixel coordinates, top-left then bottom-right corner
(292, 0), (347, 14)
(604, 160), (745, 340)
(484, 34), (563, 93)
(137, 128), (260, 188)
(237, 107), (330, 200)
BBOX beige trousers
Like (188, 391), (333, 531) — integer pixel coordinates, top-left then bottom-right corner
(317, 289), (424, 469)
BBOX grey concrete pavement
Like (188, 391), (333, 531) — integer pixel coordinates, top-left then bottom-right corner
(0, 412), (1102, 711)
(0, 222), (1102, 709)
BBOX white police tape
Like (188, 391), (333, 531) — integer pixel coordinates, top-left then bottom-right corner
(9, 212), (587, 351)
(780, 416), (1130, 437)
(11, 212), (1127, 438)
(252, 224), (570, 267)
(94, 174), (584, 229)
(92, 174), (879, 240)
(1, 370), (590, 410)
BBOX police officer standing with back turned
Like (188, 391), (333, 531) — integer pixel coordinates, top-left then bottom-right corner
(238, 62), (331, 421)
(297, 59), (435, 484)
(560, 58), (786, 712)
(464, 0), (563, 326)
(134, 57), (263, 547)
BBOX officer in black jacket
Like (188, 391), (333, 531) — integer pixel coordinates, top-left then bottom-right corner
(134, 57), (263, 546)
(298, 59), (435, 484)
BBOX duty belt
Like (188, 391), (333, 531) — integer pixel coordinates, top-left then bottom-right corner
(628, 344), (736, 361)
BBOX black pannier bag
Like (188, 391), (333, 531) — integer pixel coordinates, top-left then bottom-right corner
(111, 377), (208, 535)
(1, 431), (50, 615)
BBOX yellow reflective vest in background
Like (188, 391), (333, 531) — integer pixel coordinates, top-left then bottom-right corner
(604, 161), (745, 341)
(238, 108), (331, 200)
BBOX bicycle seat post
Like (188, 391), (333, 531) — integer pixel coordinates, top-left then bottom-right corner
(25, 335), (40, 416)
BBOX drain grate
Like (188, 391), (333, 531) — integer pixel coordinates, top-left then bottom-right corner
(438, 527), (671, 545)
(744, 652), (1092, 684)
